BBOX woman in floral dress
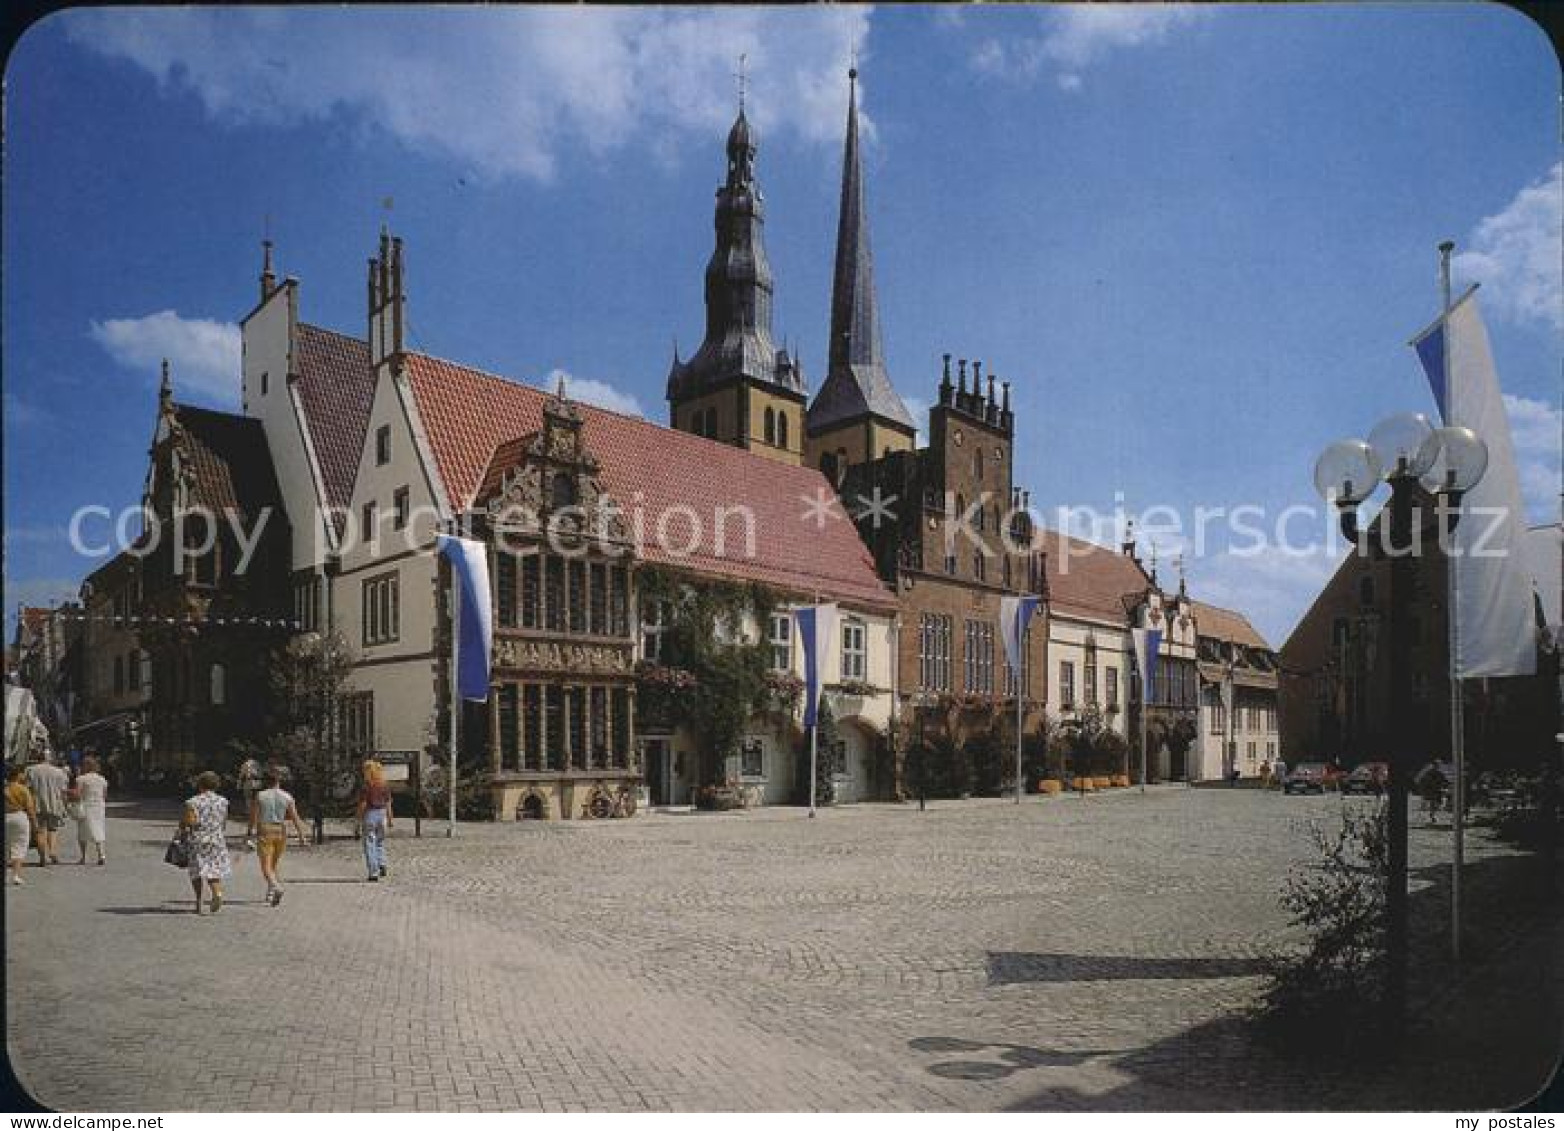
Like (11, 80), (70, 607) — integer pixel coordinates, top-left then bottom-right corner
(180, 771), (232, 914)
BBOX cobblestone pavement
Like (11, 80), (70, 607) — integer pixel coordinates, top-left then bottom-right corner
(6, 786), (1560, 1111)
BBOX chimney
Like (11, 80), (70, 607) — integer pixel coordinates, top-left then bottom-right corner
(368, 226), (407, 367)
(958, 358), (968, 398)
(939, 353), (953, 406)
(1121, 517), (1137, 560)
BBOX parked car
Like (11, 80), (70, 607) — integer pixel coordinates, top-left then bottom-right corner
(1283, 762), (1329, 795)
(1343, 761), (1389, 795)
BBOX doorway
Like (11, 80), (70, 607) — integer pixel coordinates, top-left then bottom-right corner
(644, 737), (674, 806)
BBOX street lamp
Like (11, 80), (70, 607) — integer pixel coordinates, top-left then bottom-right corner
(1313, 412), (1487, 1030)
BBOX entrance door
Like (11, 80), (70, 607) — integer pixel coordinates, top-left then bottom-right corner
(644, 738), (673, 806)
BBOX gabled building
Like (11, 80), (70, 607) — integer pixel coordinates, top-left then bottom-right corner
(242, 222), (899, 817)
(1190, 600), (1280, 781)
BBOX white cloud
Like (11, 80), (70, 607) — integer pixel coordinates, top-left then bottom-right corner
(1189, 543), (1343, 649)
(971, 5), (1206, 90)
(62, 7), (871, 183)
(546, 368), (646, 419)
(87, 310), (241, 407)
(1453, 162), (1563, 331)
(1504, 393), (1563, 523)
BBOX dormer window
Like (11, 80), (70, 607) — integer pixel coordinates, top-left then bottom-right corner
(376, 425), (392, 466)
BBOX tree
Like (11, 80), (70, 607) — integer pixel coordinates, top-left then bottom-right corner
(269, 630), (357, 843)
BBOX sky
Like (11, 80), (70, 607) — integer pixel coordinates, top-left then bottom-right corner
(4, 4), (1560, 647)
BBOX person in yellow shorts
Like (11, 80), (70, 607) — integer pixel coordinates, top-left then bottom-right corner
(246, 766), (308, 906)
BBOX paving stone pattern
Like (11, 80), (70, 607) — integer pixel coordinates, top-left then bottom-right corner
(5, 787), (1559, 1111)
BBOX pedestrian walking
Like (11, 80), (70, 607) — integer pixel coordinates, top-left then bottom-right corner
(180, 771), (232, 914)
(1415, 761), (1448, 826)
(24, 755), (69, 866)
(237, 757), (263, 822)
(5, 765), (38, 887)
(355, 759), (394, 882)
(1272, 758), (1288, 791)
(72, 755), (109, 865)
(247, 767), (308, 906)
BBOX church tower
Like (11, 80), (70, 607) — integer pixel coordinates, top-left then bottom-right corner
(666, 93), (807, 466)
(805, 68), (916, 483)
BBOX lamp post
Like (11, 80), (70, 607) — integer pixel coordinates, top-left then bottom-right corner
(1314, 413), (1486, 1030)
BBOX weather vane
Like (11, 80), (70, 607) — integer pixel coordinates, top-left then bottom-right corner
(735, 53), (747, 112)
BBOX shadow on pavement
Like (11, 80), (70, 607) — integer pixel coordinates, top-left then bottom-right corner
(909, 1037), (1125, 1081)
(986, 952), (1271, 985)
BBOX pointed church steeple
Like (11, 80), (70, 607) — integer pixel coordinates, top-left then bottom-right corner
(806, 67), (915, 462)
(666, 78), (807, 466)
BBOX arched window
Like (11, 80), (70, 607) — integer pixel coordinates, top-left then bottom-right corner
(777, 411), (789, 449)
(764, 406), (776, 445)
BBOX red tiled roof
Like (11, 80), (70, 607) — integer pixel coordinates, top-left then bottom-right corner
(1192, 600), (1271, 651)
(295, 325), (377, 529)
(1040, 529), (1150, 623)
(403, 351), (896, 611)
(169, 404), (284, 519)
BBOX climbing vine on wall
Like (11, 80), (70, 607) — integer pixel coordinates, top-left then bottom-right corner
(634, 566), (780, 784)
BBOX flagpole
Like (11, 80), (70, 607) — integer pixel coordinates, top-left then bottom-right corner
(1440, 239), (1465, 962)
(448, 525), (460, 840)
(808, 722), (818, 819)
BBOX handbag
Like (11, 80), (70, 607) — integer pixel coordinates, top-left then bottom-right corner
(163, 829), (191, 868)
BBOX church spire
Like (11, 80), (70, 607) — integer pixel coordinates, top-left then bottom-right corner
(666, 80), (807, 412)
(806, 66), (914, 439)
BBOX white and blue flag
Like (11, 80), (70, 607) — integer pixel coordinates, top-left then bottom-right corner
(436, 534), (494, 701)
(1411, 288), (1537, 677)
(1132, 627), (1163, 702)
(999, 595), (1042, 679)
(794, 603), (838, 728)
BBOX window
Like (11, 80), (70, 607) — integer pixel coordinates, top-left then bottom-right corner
(611, 688), (631, 768)
(610, 566), (630, 637)
(128, 650), (142, 692)
(567, 561), (587, 633)
(341, 692), (375, 756)
(1085, 662), (1098, 705)
(1060, 660), (1076, 709)
(740, 737), (764, 779)
(944, 553), (957, 576)
(210, 663), (226, 707)
(841, 619), (867, 681)
(361, 502), (378, 548)
(919, 613), (952, 692)
(769, 612), (792, 671)
(544, 557), (565, 631)
(113, 655), (124, 695)
(589, 563), (608, 635)
(523, 684), (543, 771)
(1211, 699), (1226, 734)
(974, 449), (984, 482)
(497, 553), (518, 628)
(567, 687), (587, 767)
(521, 554), (541, 629)
(777, 412), (789, 450)
(551, 473), (577, 510)
(363, 571), (400, 645)
(964, 620), (994, 694)
(544, 687), (565, 770)
(642, 600), (670, 662)
(393, 486), (410, 530)
(764, 406), (776, 445)
(260, 370), (269, 397)
(294, 575), (321, 632)
(973, 552), (985, 583)
(1105, 666), (1118, 707)
(589, 686), (609, 769)
(376, 425), (391, 465)
(498, 684), (520, 770)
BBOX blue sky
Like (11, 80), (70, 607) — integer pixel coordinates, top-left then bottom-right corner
(4, 4), (1560, 646)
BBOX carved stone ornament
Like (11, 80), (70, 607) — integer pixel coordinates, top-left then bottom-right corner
(494, 637), (633, 675)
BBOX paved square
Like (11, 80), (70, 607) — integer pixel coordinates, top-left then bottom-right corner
(6, 788), (1559, 1111)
